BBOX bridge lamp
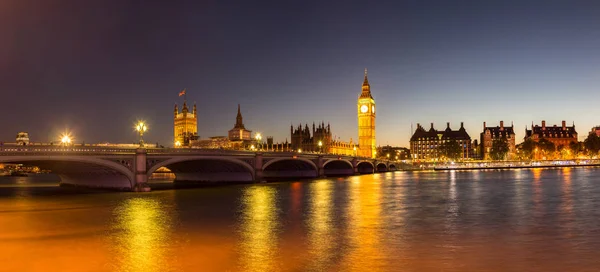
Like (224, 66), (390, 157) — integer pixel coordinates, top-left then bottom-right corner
(318, 140), (323, 154)
(353, 146), (357, 157)
(387, 153), (390, 159)
(60, 134), (72, 146)
(250, 144), (255, 151)
(298, 149), (302, 153)
(255, 133), (262, 150)
(175, 141), (181, 147)
(135, 121), (148, 147)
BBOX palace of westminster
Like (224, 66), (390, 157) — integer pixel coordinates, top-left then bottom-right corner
(172, 69), (596, 161)
(173, 69), (378, 158)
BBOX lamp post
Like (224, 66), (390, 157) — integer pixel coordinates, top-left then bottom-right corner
(353, 146), (357, 157)
(255, 133), (262, 151)
(318, 140), (323, 154)
(175, 141), (181, 148)
(61, 134), (72, 147)
(135, 121), (147, 147)
(387, 153), (390, 160)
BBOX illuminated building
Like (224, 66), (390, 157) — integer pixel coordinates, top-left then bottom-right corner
(290, 122), (355, 155)
(173, 101), (198, 146)
(228, 104), (252, 141)
(525, 120), (577, 147)
(357, 68), (376, 158)
(15, 132), (29, 146)
(410, 122), (472, 160)
(480, 121), (516, 160)
(590, 126), (600, 137)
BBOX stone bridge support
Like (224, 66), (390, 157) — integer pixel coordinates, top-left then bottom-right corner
(133, 148), (151, 192)
(254, 153), (264, 182)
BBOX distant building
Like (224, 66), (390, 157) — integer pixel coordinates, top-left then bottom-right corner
(357, 69), (376, 158)
(291, 122), (355, 155)
(192, 136), (231, 149)
(525, 120), (577, 147)
(480, 121), (516, 160)
(377, 145), (411, 160)
(410, 122), (472, 160)
(174, 102), (198, 146)
(228, 104), (252, 141)
(15, 132), (29, 146)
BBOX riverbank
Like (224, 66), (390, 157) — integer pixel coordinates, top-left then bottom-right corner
(434, 163), (600, 171)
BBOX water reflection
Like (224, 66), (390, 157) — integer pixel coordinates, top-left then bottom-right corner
(343, 176), (384, 271)
(238, 185), (279, 271)
(112, 196), (175, 272)
(307, 180), (333, 270)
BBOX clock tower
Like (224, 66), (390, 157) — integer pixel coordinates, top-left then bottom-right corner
(357, 68), (376, 158)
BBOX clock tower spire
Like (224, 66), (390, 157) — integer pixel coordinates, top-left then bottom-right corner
(357, 68), (376, 158)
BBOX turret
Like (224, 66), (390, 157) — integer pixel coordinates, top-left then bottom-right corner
(182, 101), (189, 114)
(174, 104), (178, 118)
(193, 103), (197, 115)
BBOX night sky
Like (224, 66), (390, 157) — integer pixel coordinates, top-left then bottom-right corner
(1, 0), (599, 147)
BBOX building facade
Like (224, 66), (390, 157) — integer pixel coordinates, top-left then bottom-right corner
(357, 69), (376, 158)
(525, 120), (578, 147)
(480, 121), (516, 160)
(410, 122), (472, 161)
(290, 122), (355, 155)
(174, 102), (198, 146)
(228, 104), (252, 141)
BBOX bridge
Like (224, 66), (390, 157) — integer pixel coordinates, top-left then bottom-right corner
(0, 146), (402, 192)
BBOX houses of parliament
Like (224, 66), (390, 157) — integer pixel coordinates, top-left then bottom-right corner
(173, 69), (377, 158)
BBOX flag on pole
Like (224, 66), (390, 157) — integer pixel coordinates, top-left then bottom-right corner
(178, 88), (186, 97)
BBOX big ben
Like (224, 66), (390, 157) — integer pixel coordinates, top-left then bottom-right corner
(357, 68), (376, 158)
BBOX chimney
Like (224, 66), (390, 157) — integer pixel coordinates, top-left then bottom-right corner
(447, 122), (450, 129)
(460, 122), (464, 128)
(562, 120), (566, 130)
(430, 123), (434, 130)
(542, 120), (546, 130)
(500, 121), (504, 130)
(416, 123), (420, 129)
(483, 122), (486, 130)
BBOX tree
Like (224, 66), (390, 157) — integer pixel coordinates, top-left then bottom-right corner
(569, 141), (583, 157)
(490, 137), (509, 161)
(438, 140), (463, 160)
(520, 138), (537, 160)
(537, 138), (555, 159)
(584, 133), (600, 158)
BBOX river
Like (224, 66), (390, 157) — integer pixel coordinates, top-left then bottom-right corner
(1, 167), (600, 271)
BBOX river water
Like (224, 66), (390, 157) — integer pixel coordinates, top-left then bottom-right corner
(1, 167), (600, 272)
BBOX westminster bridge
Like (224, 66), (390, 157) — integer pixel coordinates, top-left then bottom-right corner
(0, 146), (402, 192)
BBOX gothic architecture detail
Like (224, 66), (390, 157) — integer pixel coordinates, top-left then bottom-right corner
(290, 122), (355, 155)
(228, 104), (252, 141)
(357, 68), (376, 158)
(174, 101), (198, 146)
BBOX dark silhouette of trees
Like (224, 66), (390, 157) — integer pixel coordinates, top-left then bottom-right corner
(584, 133), (600, 158)
(490, 137), (509, 161)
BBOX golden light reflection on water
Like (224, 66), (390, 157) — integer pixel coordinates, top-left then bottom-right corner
(307, 180), (333, 271)
(343, 176), (383, 271)
(238, 185), (279, 272)
(112, 196), (175, 272)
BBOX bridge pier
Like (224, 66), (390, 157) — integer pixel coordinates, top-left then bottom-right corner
(352, 157), (359, 175)
(133, 148), (151, 192)
(317, 155), (325, 178)
(254, 153), (264, 182)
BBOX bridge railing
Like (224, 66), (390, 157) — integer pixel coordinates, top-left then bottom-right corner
(0, 146), (139, 155)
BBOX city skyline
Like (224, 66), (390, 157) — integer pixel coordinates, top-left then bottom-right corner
(2, 1), (600, 146)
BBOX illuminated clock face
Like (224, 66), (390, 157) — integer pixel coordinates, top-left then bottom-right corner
(360, 105), (368, 113)
(372, 105), (375, 113)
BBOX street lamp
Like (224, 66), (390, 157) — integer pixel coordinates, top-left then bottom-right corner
(255, 133), (262, 151)
(387, 153), (390, 160)
(175, 141), (181, 147)
(318, 140), (323, 154)
(353, 146), (357, 157)
(60, 133), (72, 146)
(135, 121), (147, 147)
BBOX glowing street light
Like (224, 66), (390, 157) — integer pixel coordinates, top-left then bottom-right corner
(353, 146), (357, 157)
(60, 133), (72, 146)
(255, 133), (262, 150)
(298, 148), (302, 153)
(135, 121), (148, 147)
(318, 140), (323, 154)
(175, 141), (182, 147)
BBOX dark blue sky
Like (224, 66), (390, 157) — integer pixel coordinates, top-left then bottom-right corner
(1, 0), (599, 146)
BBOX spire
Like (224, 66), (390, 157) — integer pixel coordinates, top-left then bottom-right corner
(174, 104), (178, 117)
(234, 104), (245, 129)
(363, 68), (369, 86)
(193, 102), (197, 115)
(182, 101), (188, 114)
(360, 68), (372, 98)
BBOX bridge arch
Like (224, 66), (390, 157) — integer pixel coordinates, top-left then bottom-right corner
(323, 159), (354, 176)
(0, 156), (135, 189)
(262, 157), (318, 179)
(376, 162), (388, 172)
(389, 164), (397, 171)
(356, 161), (374, 174)
(147, 156), (255, 182)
